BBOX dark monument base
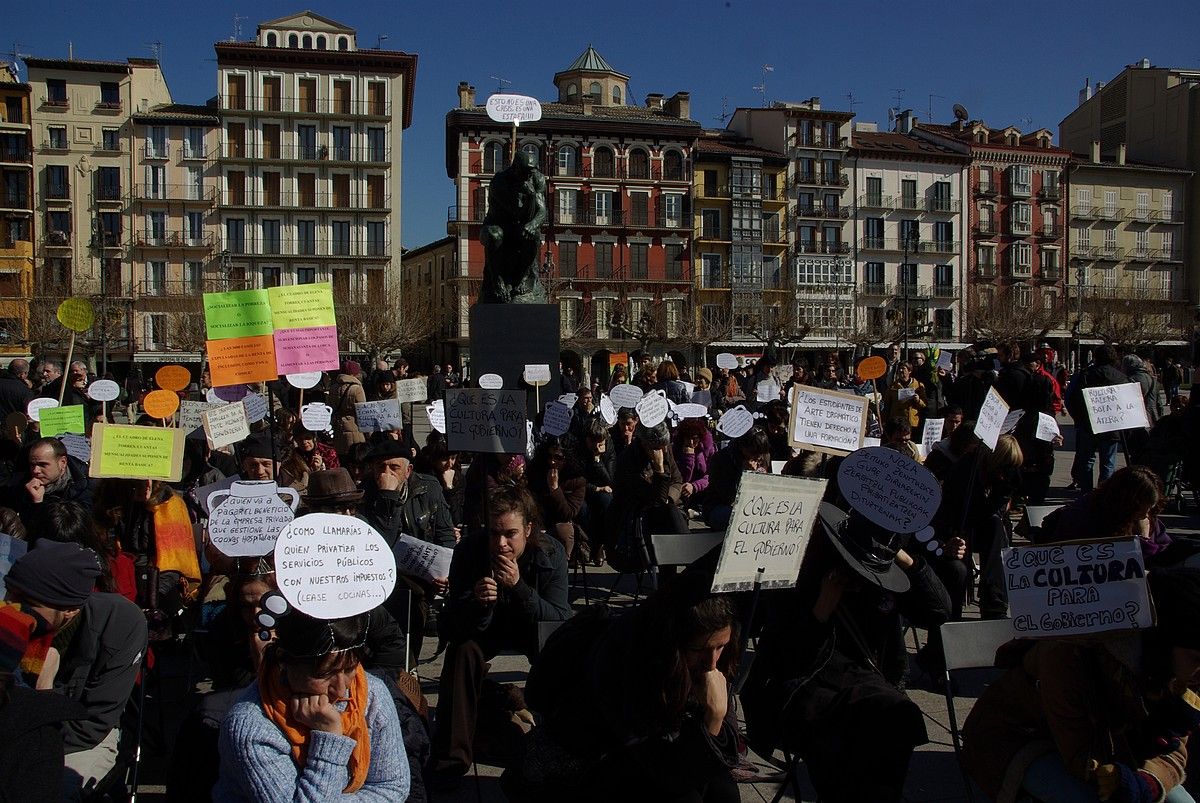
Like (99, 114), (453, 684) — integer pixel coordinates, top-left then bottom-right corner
(470, 303), (560, 416)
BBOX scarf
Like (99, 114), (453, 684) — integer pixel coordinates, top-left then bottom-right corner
(259, 660), (371, 793)
(0, 601), (54, 684)
(150, 494), (201, 601)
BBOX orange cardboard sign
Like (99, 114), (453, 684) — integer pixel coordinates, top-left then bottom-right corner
(143, 389), (181, 420)
(155, 364), (191, 392)
(207, 335), (278, 387)
(608, 352), (629, 370)
(857, 356), (888, 381)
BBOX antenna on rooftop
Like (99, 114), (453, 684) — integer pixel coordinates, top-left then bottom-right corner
(5, 43), (30, 79)
(715, 96), (730, 125)
(893, 88), (906, 110)
(375, 35), (389, 50)
(1019, 115), (1033, 130)
(753, 64), (774, 106)
(845, 91), (861, 115)
(489, 75), (512, 94)
(230, 13), (247, 43)
(927, 93), (944, 124)
(146, 41), (163, 62)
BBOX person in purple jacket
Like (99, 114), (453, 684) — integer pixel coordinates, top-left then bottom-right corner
(673, 418), (714, 511)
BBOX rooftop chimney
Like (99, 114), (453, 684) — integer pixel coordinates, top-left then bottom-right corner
(457, 82), (476, 109)
(895, 109), (917, 134)
(1140, 58), (1151, 69)
(581, 94), (594, 116)
(1118, 143), (1127, 165)
(645, 93), (664, 111)
(1079, 78), (1092, 106)
(665, 91), (690, 120)
(1090, 140), (1101, 164)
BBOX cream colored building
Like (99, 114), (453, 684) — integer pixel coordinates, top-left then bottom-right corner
(26, 54), (171, 364)
(215, 11), (416, 315)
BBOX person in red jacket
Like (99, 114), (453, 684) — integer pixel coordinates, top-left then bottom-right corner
(292, 423), (340, 472)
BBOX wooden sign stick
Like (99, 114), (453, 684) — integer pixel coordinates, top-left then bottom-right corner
(58, 331), (76, 406)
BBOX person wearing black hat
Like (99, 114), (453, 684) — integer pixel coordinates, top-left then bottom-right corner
(963, 567), (1200, 803)
(4, 540), (147, 798)
(742, 503), (951, 803)
(302, 468), (364, 515)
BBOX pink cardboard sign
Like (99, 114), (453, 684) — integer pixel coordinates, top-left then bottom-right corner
(273, 325), (339, 375)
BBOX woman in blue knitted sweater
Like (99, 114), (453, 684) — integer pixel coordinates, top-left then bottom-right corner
(214, 610), (410, 802)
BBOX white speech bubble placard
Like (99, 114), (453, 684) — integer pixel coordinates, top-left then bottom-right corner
(542, 401), (572, 437)
(301, 403), (333, 433)
(609, 383), (643, 409)
(837, 446), (942, 534)
(523, 364), (551, 386)
(479, 373), (503, 390)
(87, 379), (120, 402)
(285, 371), (322, 390)
(715, 353), (739, 370)
(557, 393), (578, 408)
(27, 397), (59, 422)
(242, 392), (269, 424)
(636, 389), (669, 428)
(599, 394), (616, 426)
(673, 403), (709, 419)
(208, 480), (300, 558)
(427, 400), (446, 433)
(274, 513), (396, 618)
(485, 93), (543, 123)
(203, 401), (250, 450)
(717, 405), (754, 438)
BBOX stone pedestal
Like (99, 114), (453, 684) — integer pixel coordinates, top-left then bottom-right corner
(470, 303), (560, 416)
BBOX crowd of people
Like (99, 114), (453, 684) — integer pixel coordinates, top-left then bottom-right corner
(0, 339), (1196, 802)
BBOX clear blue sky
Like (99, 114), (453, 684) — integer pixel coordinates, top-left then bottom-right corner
(9, 0), (1200, 250)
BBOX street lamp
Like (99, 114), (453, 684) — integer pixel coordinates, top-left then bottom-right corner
(901, 227), (919, 357)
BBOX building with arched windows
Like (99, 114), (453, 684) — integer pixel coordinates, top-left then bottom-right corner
(444, 46), (699, 381)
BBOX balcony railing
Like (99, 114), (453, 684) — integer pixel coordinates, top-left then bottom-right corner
(223, 236), (390, 259)
(42, 138), (69, 152)
(696, 226), (729, 240)
(218, 95), (392, 117)
(894, 283), (933, 299)
(933, 283), (957, 298)
(552, 262), (689, 285)
(42, 230), (71, 246)
(860, 237), (942, 253)
(0, 192), (30, 210)
(140, 144), (170, 160)
(45, 185), (70, 200)
(934, 325), (955, 340)
(1038, 186), (1061, 201)
(796, 205), (849, 219)
(857, 194), (894, 211)
(1125, 247), (1184, 263)
(974, 221), (997, 236)
(791, 133), (848, 149)
(224, 143), (392, 163)
(977, 262), (998, 278)
(576, 163), (692, 182)
(132, 231), (216, 249)
(920, 240), (960, 255)
(926, 198), (961, 213)
(1070, 205), (1098, 219)
(180, 145), (211, 161)
(1082, 285), (1188, 302)
(1037, 225), (1061, 240)
(1151, 209), (1185, 223)
(94, 186), (122, 203)
(0, 145), (31, 164)
(132, 183), (217, 203)
(861, 282), (889, 296)
(1040, 266), (1063, 280)
(796, 241), (849, 255)
(794, 171), (849, 187)
(698, 184), (729, 199)
(223, 191), (390, 210)
(975, 182), (997, 197)
(1096, 206), (1125, 221)
(137, 278), (246, 297)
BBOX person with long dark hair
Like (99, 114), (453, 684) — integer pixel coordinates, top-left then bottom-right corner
(526, 437), (588, 563)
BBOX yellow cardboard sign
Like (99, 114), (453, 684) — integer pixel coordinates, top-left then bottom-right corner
(267, 282), (336, 329)
(57, 298), (95, 332)
(89, 423), (184, 481)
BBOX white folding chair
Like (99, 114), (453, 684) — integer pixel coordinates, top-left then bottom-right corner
(940, 618), (1017, 803)
(648, 530), (724, 571)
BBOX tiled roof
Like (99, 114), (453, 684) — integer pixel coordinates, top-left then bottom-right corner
(695, 133), (786, 159)
(133, 103), (218, 123)
(563, 46), (617, 74)
(852, 130), (967, 158)
(918, 122), (1071, 154)
(23, 56), (135, 73)
(1072, 157), (1192, 175)
(458, 101), (699, 128)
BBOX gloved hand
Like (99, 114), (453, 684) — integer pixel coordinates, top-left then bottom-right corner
(1094, 762), (1161, 803)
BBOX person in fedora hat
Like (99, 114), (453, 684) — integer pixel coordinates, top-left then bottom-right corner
(303, 469), (364, 515)
(742, 502), (951, 803)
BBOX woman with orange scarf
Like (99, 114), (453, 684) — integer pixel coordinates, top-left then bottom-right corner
(213, 610), (410, 802)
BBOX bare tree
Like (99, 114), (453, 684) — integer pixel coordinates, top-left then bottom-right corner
(966, 285), (1063, 344)
(159, 297), (208, 355)
(336, 286), (444, 364)
(25, 294), (71, 358)
(1079, 291), (1187, 349)
(747, 302), (810, 364)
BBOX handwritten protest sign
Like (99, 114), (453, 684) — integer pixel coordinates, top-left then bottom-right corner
(203, 288), (274, 340)
(90, 423), (184, 481)
(445, 389), (527, 453)
(478, 373), (503, 390)
(1083, 383), (1149, 434)
(203, 401), (250, 449)
(856, 356), (887, 381)
(1001, 409), (1025, 434)
(143, 389), (180, 420)
(155, 365), (191, 392)
(1003, 538), (1152, 637)
(975, 387), (1009, 450)
(1036, 412), (1061, 442)
(897, 388), (916, 402)
(427, 400), (445, 433)
(921, 418), (944, 454)
(58, 433), (90, 465)
(523, 364), (551, 386)
(39, 404), (84, 437)
(788, 386), (868, 455)
(717, 405), (754, 438)
(395, 378), (427, 405)
(242, 392), (268, 424)
(57, 298), (95, 332)
(636, 389), (669, 428)
(711, 472), (827, 593)
(207, 335), (278, 386)
(837, 446), (942, 534)
(208, 480), (300, 557)
(179, 400), (225, 432)
(599, 394), (616, 425)
(274, 513), (396, 619)
(286, 371), (322, 390)
(267, 282), (336, 330)
(27, 397), (58, 421)
(87, 379), (120, 403)
(301, 403), (332, 432)
(715, 353), (739, 370)
(274, 325), (339, 374)
(355, 399), (402, 432)
(392, 534), (454, 583)
(541, 401), (572, 436)
(937, 350), (953, 371)
(485, 93), (543, 123)
(609, 383), (643, 408)
(756, 380), (780, 403)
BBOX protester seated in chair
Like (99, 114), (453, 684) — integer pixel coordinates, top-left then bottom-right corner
(214, 609), (411, 801)
(527, 437), (589, 564)
(505, 574), (739, 802)
(703, 426), (770, 530)
(962, 567), (1200, 803)
(672, 417), (713, 512)
(743, 502), (951, 803)
(574, 417), (615, 565)
(430, 485), (570, 787)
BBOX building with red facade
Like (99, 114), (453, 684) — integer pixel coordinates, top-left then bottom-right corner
(444, 47), (700, 380)
(915, 121), (1071, 345)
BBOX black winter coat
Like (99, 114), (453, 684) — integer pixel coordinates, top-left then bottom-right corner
(0, 686), (87, 803)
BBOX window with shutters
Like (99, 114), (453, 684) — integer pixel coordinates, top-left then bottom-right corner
(1010, 202), (1032, 234)
(557, 242), (577, 277)
(594, 191), (613, 225)
(701, 254), (722, 288)
(594, 297), (613, 338)
(1009, 165), (1031, 197)
(557, 190), (577, 225)
(665, 299), (683, 338)
(665, 244), (684, 280)
(560, 297), (579, 331)
(630, 243), (648, 279)
(630, 193), (648, 227)
(1162, 231), (1175, 257)
(595, 242), (613, 278)
(556, 145), (577, 176)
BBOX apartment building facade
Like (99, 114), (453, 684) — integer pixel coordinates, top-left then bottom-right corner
(691, 131), (789, 354)
(26, 55), (171, 365)
(915, 121), (1071, 343)
(215, 11), (415, 327)
(1068, 146), (1190, 341)
(726, 99), (855, 350)
(0, 65), (34, 355)
(445, 47), (700, 380)
(401, 235), (457, 367)
(849, 126), (970, 346)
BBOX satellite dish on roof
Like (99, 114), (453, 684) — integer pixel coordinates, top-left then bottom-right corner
(953, 103), (969, 121)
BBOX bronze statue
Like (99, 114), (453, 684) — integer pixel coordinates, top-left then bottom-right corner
(479, 151), (547, 304)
